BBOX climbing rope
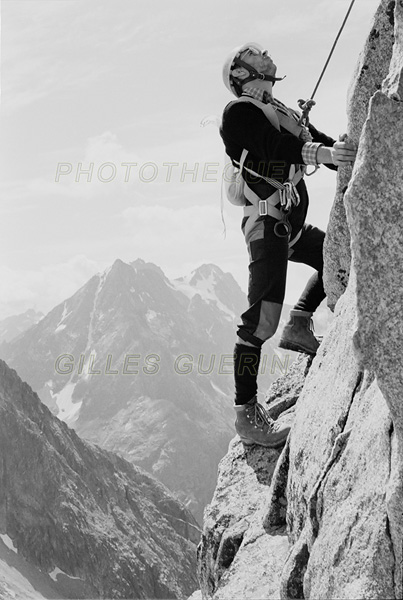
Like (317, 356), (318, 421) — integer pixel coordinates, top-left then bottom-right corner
(298, 0), (357, 126)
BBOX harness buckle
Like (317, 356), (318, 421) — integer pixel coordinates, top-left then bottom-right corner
(258, 199), (268, 216)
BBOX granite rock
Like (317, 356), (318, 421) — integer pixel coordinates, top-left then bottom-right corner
(283, 0), (403, 595)
(323, 0), (395, 308)
(282, 281), (397, 599)
(197, 358), (312, 600)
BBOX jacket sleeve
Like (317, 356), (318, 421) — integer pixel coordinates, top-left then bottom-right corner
(308, 122), (338, 171)
(221, 101), (306, 165)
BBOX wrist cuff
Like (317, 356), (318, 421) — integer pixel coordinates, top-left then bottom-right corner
(302, 142), (323, 166)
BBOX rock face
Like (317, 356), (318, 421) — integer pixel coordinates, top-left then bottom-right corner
(197, 1), (403, 598)
(282, 283), (397, 599)
(323, 0), (396, 308)
(197, 356), (311, 600)
(0, 359), (199, 599)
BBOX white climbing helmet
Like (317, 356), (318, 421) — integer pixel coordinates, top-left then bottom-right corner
(222, 42), (284, 97)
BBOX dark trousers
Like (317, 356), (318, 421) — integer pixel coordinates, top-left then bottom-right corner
(237, 218), (325, 346)
(234, 218), (325, 405)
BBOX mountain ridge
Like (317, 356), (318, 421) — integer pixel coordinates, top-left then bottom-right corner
(0, 259), (245, 522)
(0, 358), (199, 599)
(0, 258), (320, 522)
(0, 309), (44, 346)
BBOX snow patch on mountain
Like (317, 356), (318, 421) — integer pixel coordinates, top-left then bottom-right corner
(52, 381), (82, 424)
(80, 351), (100, 381)
(80, 274), (104, 365)
(146, 309), (158, 322)
(55, 302), (72, 334)
(172, 269), (235, 320)
(0, 535), (17, 554)
(49, 567), (83, 582)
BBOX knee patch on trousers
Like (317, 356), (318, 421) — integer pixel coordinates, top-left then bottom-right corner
(253, 300), (282, 342)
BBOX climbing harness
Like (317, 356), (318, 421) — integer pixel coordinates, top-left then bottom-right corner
(220, 2), (357, 240)
(223, 95), (305, 247)
(240, 155), (303, 248)
(225, 154), (303, 245)
(298, 0), (357, 127)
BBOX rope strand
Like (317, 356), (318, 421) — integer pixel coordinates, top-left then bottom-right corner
(310, 0), (357, 100)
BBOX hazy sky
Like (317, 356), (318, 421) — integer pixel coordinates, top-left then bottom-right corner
(1, 0), (380, 318)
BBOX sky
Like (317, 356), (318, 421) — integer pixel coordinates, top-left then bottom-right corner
(0, 0), (381, 318)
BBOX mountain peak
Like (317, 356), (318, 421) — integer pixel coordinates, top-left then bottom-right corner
(111, 258), (126, 269)
(106, 258), (134, 278)
(1, 257), (246, 523)
(130, 258), (166, 278)
(130, 258), (146, 269)
(188, 264), (224, 286)
(171, 263), (244, 321)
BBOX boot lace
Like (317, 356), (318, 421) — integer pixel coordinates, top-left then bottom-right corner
(247, 401), (274, 428)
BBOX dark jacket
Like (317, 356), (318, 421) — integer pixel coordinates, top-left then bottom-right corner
(220, 99), (337, 235)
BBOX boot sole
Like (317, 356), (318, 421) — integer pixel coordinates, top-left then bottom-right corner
(239, 435), (288, 449)
(278, 339), (317, 356)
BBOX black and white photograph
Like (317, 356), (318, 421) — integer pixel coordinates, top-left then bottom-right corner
(1, 0), (402, 598)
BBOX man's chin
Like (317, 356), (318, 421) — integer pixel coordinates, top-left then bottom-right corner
(264, 67), (277, 77)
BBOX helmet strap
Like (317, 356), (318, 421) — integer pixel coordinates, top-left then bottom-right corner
(232, 57), (285, 85)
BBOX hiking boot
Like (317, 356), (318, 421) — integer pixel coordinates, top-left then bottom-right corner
(278, 309), (319, 356)
(234, 396), (290, 448)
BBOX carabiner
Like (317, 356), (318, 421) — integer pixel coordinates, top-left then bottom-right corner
(279, 181), (300, 210)
(305, 165), (320, 177)
(297, 98), (316, 127)
(274, 209), (291, 238)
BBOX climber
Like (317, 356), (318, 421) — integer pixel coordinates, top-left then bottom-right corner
(221, 42), (357, 448)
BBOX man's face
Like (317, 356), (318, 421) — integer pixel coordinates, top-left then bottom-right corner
(240, 47), (277, 77)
